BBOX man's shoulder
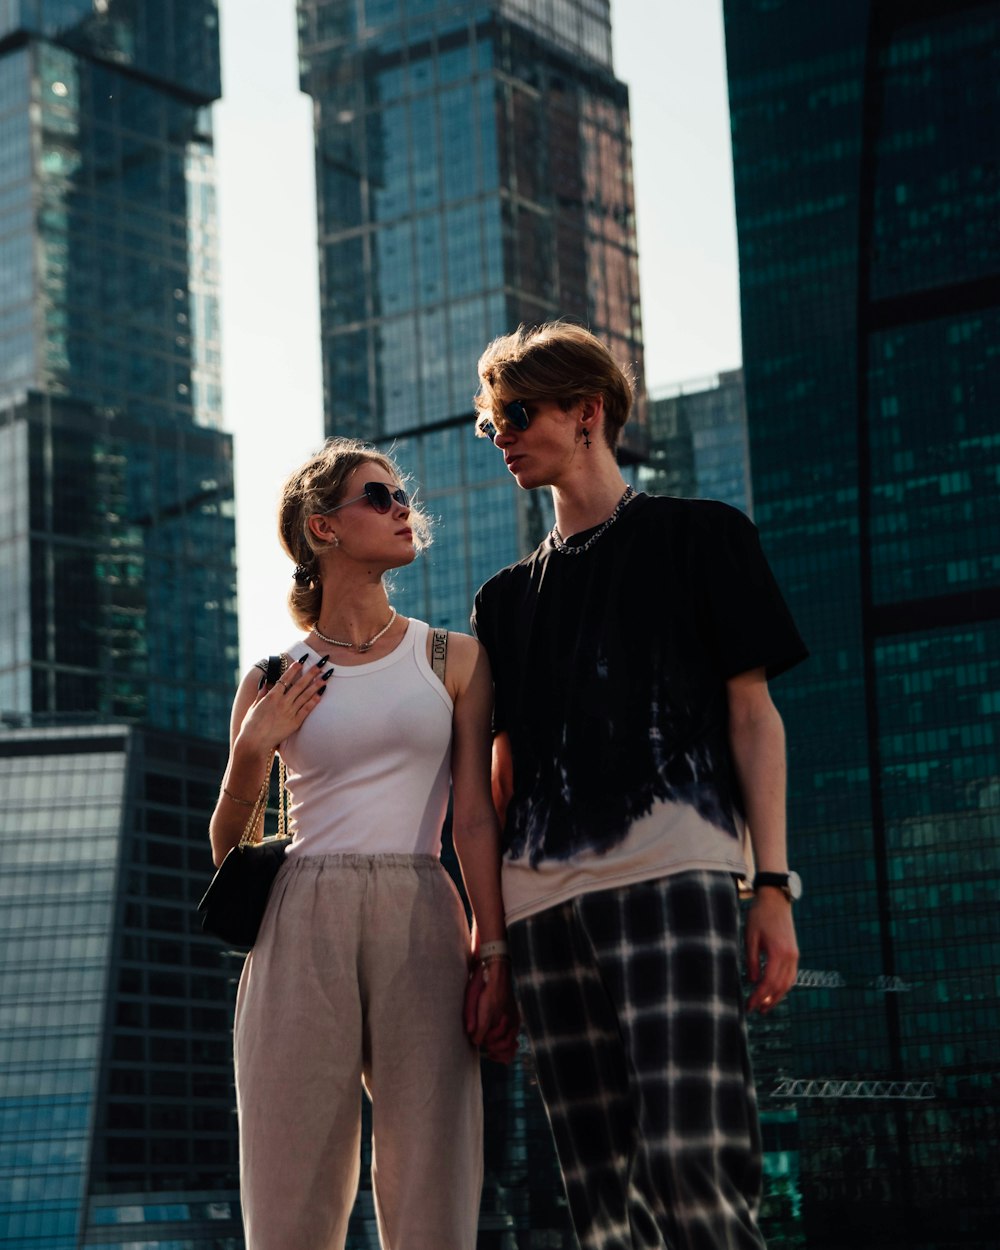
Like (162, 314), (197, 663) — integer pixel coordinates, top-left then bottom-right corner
(632, 493), (755, 543)
(476, 543), (543, 600)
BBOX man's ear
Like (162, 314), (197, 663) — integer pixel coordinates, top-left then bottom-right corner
(580, 393), (606, 434)
(580, 394), (604, 422)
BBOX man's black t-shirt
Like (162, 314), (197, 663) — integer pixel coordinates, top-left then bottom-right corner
(472, 493), (808, 922)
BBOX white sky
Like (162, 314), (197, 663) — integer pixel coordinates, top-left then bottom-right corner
(214, 1), (742, 667)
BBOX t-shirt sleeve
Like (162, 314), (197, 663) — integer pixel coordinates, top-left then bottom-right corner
(471, 581), (510, 734)
(693, 504), (808, 681)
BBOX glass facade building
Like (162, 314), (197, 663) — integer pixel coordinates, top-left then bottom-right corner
(639, 368), (751, 515)
(723, 1), (1000, 1245)
(0, 724), (243, 1249)
(297, 0), (645, 631)
(0, 2), (237, 739)
(0, 5), (245, 1247)
(297, 1), (646, 1242)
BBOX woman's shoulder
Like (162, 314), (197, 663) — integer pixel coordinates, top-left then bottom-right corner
(424, 628), (486, 689)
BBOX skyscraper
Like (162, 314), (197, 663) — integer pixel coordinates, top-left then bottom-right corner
(0, 0), (238, 738)
(0, 724), (243, 1250)
(296, 2), (644, 1242)
(723, 1), (1000, 1245)
(639, 368), (751, 514)
(0, 5), (244, 1246)
(297, 0), (645, 630)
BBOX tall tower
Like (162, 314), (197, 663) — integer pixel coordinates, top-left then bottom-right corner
(640, 369), (751, 515)
(297, 2), (644, 1243)
(723, 2), (1000, 1245)
(0, 0), (238, 737)
(0, 6), (245, 1247)
(297, 0), (645, 630)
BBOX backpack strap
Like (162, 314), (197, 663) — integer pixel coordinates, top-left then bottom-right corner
(430, 629), (448, 685)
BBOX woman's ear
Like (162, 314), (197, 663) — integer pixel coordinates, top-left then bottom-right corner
(307, 513), (337, 544)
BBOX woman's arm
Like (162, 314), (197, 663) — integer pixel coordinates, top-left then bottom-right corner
(208, 654), (327, 867)
(727, 667), (799, 1014)
(448, 634), (519, 1061)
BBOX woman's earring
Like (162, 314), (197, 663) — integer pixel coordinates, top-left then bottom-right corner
(581, 425), (592, 449)
(331, 534), (340, 549)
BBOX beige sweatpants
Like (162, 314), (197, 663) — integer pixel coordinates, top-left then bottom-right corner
(234, 853), (483, 1250)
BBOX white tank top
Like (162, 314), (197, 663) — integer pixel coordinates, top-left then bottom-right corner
(277, 619), (454, 857)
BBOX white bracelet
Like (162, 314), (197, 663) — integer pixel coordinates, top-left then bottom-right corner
(479, 939), (509, 960)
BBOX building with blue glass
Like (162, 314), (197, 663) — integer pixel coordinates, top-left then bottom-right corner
(297, 0), (646, 632)
(0, 0), (238, 738)
(0, 724), (244, 1249)
(639, 368), (751, 515)
(0, 5), (244, 1247)
(297, 1), (646, 1242)
(723, 1), (1000, 1245)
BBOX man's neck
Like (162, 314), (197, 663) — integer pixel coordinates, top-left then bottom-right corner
(551, 462), (630, 541)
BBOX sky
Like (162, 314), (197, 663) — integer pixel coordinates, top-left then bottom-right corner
(214, 2), (742, 667)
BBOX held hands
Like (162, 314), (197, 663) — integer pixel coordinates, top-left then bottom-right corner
(745, 889), (799, 1015)
(464, 958), (520, 1064)
(239, 653), (332, 751)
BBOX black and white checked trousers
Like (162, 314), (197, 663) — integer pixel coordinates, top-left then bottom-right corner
(509, 870), (767, 1250)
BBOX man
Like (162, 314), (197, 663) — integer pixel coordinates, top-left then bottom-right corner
(471, 322), (807, 1250)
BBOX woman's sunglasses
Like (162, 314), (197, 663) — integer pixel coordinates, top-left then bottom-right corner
(477, 399), (531, 443)
(325, 482), (410, 515)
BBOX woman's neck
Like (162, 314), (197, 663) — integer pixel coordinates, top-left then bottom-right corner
(314, 579), (394, 648)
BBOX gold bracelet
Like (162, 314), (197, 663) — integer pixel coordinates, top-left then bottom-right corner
(223, 786), (256, 807)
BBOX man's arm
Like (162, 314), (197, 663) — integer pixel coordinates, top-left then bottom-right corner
(727, 667), (799, 1014)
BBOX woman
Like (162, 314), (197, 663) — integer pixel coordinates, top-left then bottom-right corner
(209, 437), (517, 1250)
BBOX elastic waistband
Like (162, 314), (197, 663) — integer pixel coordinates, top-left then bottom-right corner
(283, 852), (441, 871)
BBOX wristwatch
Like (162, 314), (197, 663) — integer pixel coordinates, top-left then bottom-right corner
(753, 871), (802, 903)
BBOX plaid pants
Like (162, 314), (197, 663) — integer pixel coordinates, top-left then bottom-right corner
(509, 870), (766, 1250)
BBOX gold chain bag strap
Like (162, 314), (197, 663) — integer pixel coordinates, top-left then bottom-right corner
(198, 654), (292, 949)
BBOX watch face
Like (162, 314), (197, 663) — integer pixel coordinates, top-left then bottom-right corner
(788, 870), (803, 901)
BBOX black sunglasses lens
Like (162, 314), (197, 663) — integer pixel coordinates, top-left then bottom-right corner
(365, 483), (408, 513)
(504, 400), (530, 430)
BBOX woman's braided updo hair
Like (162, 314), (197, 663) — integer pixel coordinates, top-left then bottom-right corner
(277, 437), (431, 631)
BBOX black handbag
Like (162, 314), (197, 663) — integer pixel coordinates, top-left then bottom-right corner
(198, 655), (292, 950)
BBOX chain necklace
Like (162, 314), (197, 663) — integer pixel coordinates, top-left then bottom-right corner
(549, 486), (637, 555)
(314, 608), (397, 653)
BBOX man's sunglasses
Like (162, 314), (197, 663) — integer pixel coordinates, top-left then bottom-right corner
(325, 482), (410, 514)
(477, 399), (531, 443)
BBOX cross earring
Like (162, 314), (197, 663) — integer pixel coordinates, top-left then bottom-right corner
(581, 426), (592, 449)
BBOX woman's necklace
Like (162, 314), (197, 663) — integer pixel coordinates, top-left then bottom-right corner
(314, 608), (397, 653)
(550, 486), (636, 555)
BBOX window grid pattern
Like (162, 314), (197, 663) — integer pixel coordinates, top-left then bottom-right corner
(725, 0), (1000, 1242)
(0, 728), (245, 1247)
(0, 740), (126, 1249)
(304, 4), (643, 631)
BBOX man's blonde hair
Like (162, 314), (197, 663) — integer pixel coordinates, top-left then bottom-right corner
(475, 321), (634, 449)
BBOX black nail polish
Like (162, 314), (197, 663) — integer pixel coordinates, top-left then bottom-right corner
(317, 685), (327, 696)
(297, 654), (308, 664)
(321, 668), (335, 681)
(315, 654), (330, 668)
